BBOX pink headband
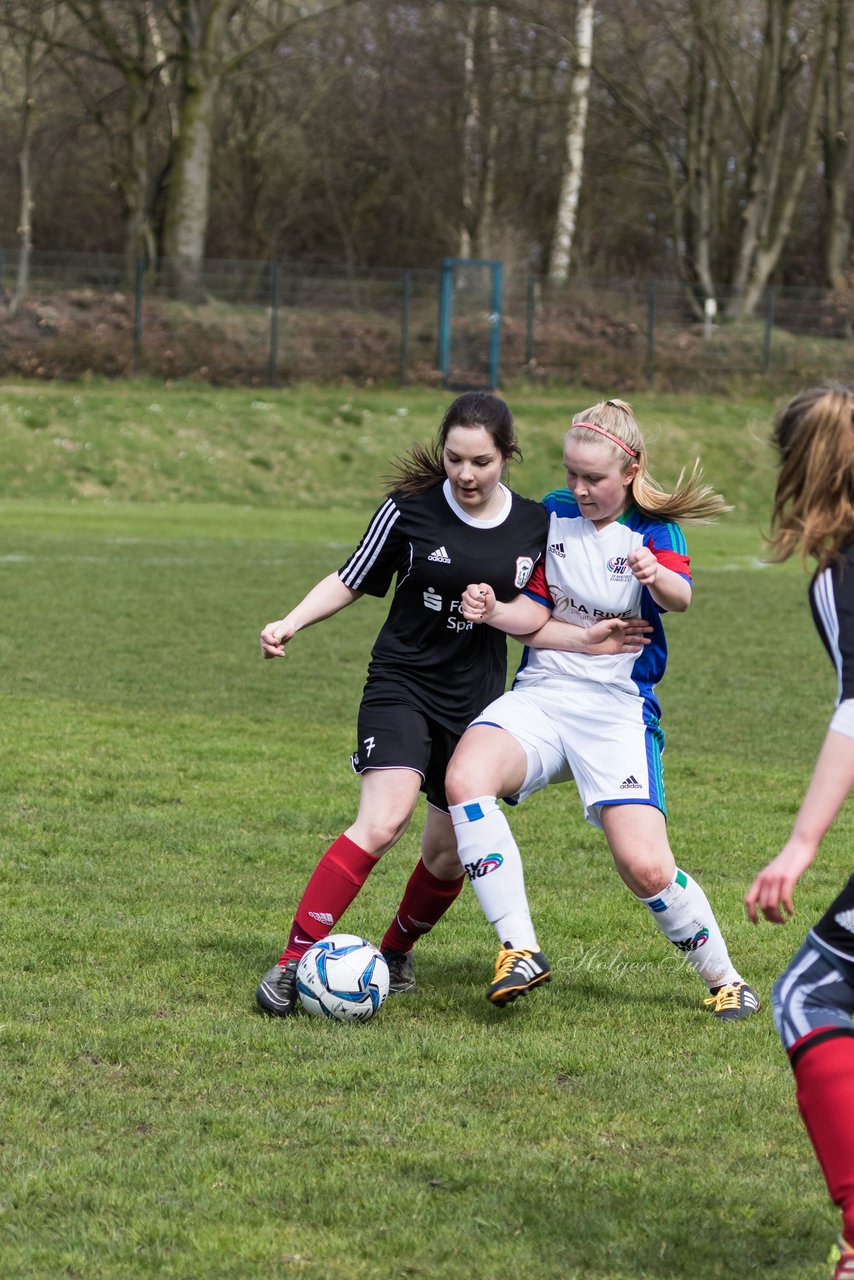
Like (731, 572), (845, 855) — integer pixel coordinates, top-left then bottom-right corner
(570, 420), (639, 458)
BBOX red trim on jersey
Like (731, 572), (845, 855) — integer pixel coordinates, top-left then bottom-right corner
(522, 559), (553, 607)
(648, 537), (691, 580)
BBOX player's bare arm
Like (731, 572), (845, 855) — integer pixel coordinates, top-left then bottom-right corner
(745, 728), (854, 924)
(461, 582), (652, 655)
(522, 614), (652, 655)
(260, 571), (363, 658)
(628, 546), (692, 612)
(460, 582), (549, 633)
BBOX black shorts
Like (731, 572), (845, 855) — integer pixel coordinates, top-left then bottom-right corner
(811, 873), (854, 981)
(350, 699), (460, 812)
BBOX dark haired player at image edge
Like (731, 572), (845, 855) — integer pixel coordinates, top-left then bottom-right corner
(746, 386), (854, 1280)
(255, 392), (650, 1017)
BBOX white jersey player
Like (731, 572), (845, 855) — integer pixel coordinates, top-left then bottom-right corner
(445, 397), (760, 1021)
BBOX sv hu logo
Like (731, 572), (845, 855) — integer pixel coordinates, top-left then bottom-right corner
(463, 853), (504, 881)
(671, 927), (710, 953)
(607, 555), (631, 575)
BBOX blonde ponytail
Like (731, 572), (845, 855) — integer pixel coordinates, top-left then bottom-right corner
(568, 399), (731, 524)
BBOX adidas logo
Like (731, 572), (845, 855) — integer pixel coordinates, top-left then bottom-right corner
(428, 545), (451, 563)
(619, 774), (642, 790)
(308, 911), (334, 926)
(514, 957), (546, 980)
(548, 541), (566, 558)
(836, 908), (854, 935)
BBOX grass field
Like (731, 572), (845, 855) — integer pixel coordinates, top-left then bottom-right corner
(0, 381), (847, 1279)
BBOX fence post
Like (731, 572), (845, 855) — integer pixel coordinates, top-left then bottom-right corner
(525, 273), (536, 370)
(488, 259), (503, 389)
(438, 259), (453, 380)
(399, 269), (412, 385)
(132, 257), (145, 377)
(269, 262), (281, 387)
(645, 281), (656, 386)
(762, 286), (775, 372)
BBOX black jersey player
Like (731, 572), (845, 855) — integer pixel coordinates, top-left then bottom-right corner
(255, 392), (650, 1017)
(745, 386), (854, 1280)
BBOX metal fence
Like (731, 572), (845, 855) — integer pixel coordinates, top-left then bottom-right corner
(1, 249), (852, 391)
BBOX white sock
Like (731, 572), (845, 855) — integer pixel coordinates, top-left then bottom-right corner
(449, 796), (539, 951)
(639, 868), (741, 988)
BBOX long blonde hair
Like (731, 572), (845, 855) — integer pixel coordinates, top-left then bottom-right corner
(567, 398), (730, 524)
(768, 384), (854, 568)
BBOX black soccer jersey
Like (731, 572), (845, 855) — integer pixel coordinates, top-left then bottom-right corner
(339, 480), (548, 734)
(810, 543), (854, 704)
(809, 544), (854, 968)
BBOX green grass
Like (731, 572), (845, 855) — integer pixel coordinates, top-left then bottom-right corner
(0, 380), (778, 523)
(0, 381), (844, 1278)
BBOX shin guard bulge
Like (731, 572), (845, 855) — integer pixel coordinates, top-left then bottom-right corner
(280, 833), (379, 961)
(639, 868), (741, 988)
(449, 796), (538, 950)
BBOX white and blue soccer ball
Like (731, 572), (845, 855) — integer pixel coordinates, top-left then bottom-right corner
(296, 934), (390, 1022)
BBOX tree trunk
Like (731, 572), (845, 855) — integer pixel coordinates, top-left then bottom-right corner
(121, 68), (154, 279)
(728, 0), (832, 317)
(10, 35), (35, 319)
(548, 0), (594, 284)
(161, 0), (230, 295)
(459, 4), (496, 259)
(822, 0), (851, 288)
(479, 6), (497, 258)
(682, 0), (719, 305)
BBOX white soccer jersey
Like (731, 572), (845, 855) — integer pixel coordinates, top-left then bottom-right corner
(517, 489), (692, 710)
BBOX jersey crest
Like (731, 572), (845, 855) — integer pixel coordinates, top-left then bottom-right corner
(514, 556), (535, 589)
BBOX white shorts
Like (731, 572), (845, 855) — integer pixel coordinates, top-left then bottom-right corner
(471, 678), (665, 829)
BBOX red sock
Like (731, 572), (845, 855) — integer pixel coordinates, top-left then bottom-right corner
(790, 1026), (854, 1243)
(279, 834), (379, 961)
(380, 858), (465, 954)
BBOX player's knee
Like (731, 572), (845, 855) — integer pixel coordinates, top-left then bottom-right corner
(353, 814), (411, 856)
(444, 766), (467, 807)
(423, 841), (463, 879)
(638, 869), (671, 898)
(623, 857), (672, 898)
(444, 753), (485, 805)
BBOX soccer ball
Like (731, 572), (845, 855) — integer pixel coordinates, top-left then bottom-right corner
(296, 934), (390, 1022)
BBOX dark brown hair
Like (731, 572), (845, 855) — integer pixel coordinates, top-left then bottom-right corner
(387, 392), (522, 496)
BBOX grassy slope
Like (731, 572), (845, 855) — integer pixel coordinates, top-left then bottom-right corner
(0, 380), (778, 520)
(0, 381), (842, 1279)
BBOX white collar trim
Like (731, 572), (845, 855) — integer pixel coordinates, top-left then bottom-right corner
(442, 479), (512, 527)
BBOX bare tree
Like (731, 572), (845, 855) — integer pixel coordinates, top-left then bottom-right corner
(593, 0), (722, 306)
(728, 0), (833, 315)
(681, 0), (721, 304)
(10, 24), (36, 315)
(459, 3), (498, 258)
(595, 0), (834, 314)
(821, 0), (852, 288)
(0, 0), (65, 315)
(47, 0), (176, 277)
(159, 0), (355, 295)
(548, 0), (594, 284)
